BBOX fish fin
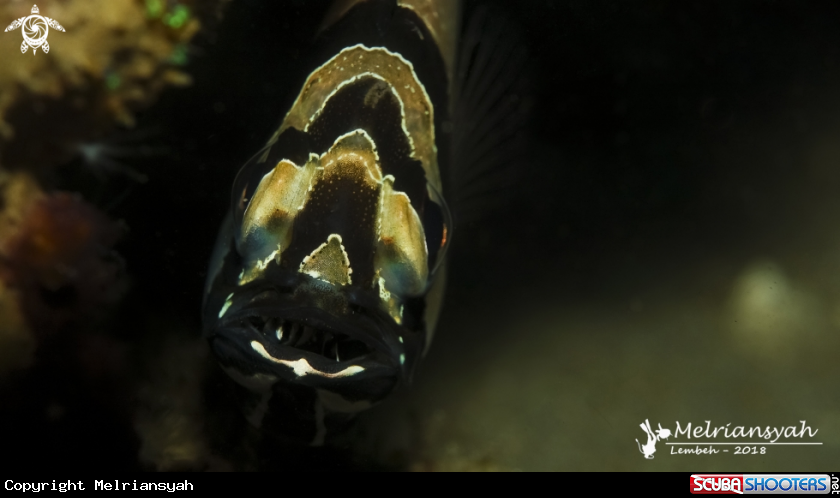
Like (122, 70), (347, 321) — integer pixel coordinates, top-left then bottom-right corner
(449, 5), (532, 224)
(319, 0), (368, 35)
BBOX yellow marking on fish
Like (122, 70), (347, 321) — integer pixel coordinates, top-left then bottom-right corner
(266, 44), (441, 194)
(300, 234), (353, 286)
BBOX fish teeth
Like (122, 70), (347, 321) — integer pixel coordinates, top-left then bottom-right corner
(263, 320), (346, 360)
(274, 320), (283, 341)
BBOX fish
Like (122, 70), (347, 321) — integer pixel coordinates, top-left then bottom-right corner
(201, 0), (528, 445)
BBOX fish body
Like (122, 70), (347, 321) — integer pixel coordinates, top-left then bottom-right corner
(202, 0), (457, 444)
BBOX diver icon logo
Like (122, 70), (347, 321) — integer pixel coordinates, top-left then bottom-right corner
(636, 419), (672, 459)
(4, 5), (65, 55)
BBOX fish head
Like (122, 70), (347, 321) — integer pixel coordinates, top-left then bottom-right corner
(203, 122), (450, 438)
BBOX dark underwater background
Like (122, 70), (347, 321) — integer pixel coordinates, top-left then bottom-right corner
(0, 0), (838, 471)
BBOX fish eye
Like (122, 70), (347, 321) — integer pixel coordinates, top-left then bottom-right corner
(230, 139), (452, 284)
(423, 179), (452, 279)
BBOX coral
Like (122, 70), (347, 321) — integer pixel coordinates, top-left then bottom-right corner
(0, 0), (231, 350)
(0, 278), (32, 378)
(0, 0), (225, 176)
(0, 0), (233, 471)
(0, 184), (127, 336)
(0, 171), (41, 378)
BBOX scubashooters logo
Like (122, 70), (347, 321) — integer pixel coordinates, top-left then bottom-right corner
(635, 420), (821, 459)
(689, 474), (836, 494)
(4, 5), (65, 55)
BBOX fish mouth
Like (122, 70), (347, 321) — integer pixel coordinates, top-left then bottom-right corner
(245, 315), (375, 364)
(207, 282), (415, 397)
(218, 306), (398, 374)
(240, 309), (391, 370)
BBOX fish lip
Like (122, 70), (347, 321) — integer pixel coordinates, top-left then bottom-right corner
(214, 293), (404, 375)
(208, 332), (393, 381)
(207, 332), (400, 405)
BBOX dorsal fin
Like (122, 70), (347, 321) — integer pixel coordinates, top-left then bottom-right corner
(449, 6), (532, 223)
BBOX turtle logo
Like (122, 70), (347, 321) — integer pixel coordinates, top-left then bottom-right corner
(4, 5), (65, 55)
